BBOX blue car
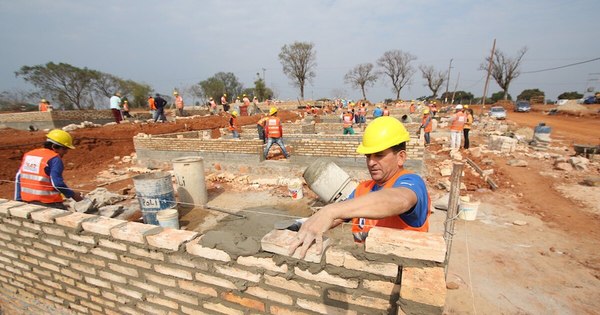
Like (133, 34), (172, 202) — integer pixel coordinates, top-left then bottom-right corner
(583, 96), (597, 104)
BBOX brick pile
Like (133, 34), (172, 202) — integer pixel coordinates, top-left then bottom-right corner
(0, 199), (447, 314)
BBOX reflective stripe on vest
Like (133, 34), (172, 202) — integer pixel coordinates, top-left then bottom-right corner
(421, 115), (433, 132)
(175, 96), (184, 109)
(450, 112), (466, 131)
(19, 148), (64, 203)
(266, 117), (282, 138)
(351, 169), (430, 242)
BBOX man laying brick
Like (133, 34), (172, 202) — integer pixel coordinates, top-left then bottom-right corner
(289, 116), (430, 258)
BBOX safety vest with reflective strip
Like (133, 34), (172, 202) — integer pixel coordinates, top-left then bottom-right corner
(383, 109), (390, 116)
(421, 115), (432, 132)
(343, 113), (353, 128)
(228, 117), (237, 131)
(265, 117), (282, 138)
(351, 169), (430, 242)
(450, 112), (466, 131)
(148, 98), (156, 110)
(19, 148), (63, 203)
(175, 96), (184, 109)
(39, 102), (48, 112)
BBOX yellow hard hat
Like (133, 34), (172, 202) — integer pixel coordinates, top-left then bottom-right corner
(46, 129), (75, 149)
(423, 109), (430, 114)
(223, 93), (227, 96)
(356, 117), (410, 155)
(124, 100), (128, 103)
(464, 105), (469, 109)
(243, 94), (246, 97)
(231, 111), (238, 117)
(269, 107), (278, 115)
(41, 99), (47, 103)
(173, 91), (179, 95)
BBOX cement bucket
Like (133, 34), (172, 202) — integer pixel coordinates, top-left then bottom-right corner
(132, 172), (176, 225)
(303, 159), (357, 203)
(172, 156), (207, 208)
(156, 209), (180, 229)
(459, 200), (480, 221)
(287, 178), (303, 200)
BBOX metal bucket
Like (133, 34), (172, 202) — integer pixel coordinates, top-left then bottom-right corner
(132, 172), (176, 225)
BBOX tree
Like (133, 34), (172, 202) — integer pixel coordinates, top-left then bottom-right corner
(198, 72), (243, 101)
(491, 91), (512, 103)
(344, 63), (378, 100)
(377, 50), (417, 100)
(15, 62), (99, 110)
(557, 91), (583, 99)
(419, 65), (446, 99)
(278, 41), (317, 99)
(440, 91), (474, 103)
(480, 47), (527, 101)
(517, 88), (544, 101)
(253, 78), (273, 101)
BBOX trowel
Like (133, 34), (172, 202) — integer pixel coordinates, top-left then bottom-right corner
(274, 218), (307, 232)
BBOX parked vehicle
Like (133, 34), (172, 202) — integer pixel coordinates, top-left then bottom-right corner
(556, 99), (569, 106)
(583, 96), (598, 104)
(514, 101), (531, 112)
(489, 106), (507, 120)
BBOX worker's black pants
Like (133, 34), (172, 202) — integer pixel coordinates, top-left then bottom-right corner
(463, 128), (470, 149)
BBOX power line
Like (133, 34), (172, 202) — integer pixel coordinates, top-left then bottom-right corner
(522, 57), (600, 74)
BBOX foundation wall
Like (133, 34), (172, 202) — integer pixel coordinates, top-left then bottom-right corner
(0, 110), (116, 130)
(0, 200), (446, 315)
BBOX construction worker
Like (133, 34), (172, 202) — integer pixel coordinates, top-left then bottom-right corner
(209, 97), (217, 115)
(148, 95), (157, 120)
(430, 101), (438, 117)
(256, 114), (269, 144)
(382, 105), (390, 116)
(449, 104), (466, 150)
(15, 130), (84, 210)
(463, 106), (474, 149)
(221, 93), (229, 112)
(420, 108), (433, 146)
(289, 117), (431, 257)
(154, 93), (167, 123)
(39, 99), (50, 112)
(409, 101), (416, 114)
(373, 105), (383, 118)
(342, 109), (355, 135)
(174, 91), (184, 116)
(229, 111), (239, 139)
(264, 107), (290, 159)
(241, 94), (250, 116)
(122, 99), (132, 118)
(109, 92), (122, 124)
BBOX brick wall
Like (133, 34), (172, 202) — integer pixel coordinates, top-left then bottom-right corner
(0, 199), (446, 314)
(0, 110), (116, 130)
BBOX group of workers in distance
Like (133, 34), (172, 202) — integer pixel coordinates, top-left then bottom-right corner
(22, 96), (432, 254)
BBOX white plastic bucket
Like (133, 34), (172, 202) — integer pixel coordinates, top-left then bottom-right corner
(172, 156), (207, 208)
(288, 179), (303, 200)
(458, 201), (480, 221)
(156, 209), (180, 229)
(303, 159), (357, 203)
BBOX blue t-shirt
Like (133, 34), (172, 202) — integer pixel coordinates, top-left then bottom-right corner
(348, 173), (429, 228)
(15, 155), (74, 200)
(373, 107), (384, 117)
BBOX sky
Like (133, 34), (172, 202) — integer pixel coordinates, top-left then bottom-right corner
(1, 0), (599, 105)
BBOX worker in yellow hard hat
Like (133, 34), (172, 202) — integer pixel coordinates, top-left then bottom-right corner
(39, 99), (50, 112)
(264, 107), (290, 159)
(221, 93), (229, 112)
(228, 111), (239, 138)
(289, 117), (431, 257)
(15, 129), (83, 210)
(420, 108), (433, 146)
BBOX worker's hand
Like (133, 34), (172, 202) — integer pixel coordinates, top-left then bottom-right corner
(72, 192), (84, 202)
(288, 206), (337, 259)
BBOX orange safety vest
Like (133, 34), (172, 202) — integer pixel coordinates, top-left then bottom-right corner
(409, 104), (415, 113)
(450, 112), (466, 131)
(39, 102), (48, 112)
(228, 116), (237, 131)
(343, 113), (354, 128)
(19, 148), (64, 203)
(421, 115), (432, 132)
(383, 109), (390, 116)
(351, 169), (430, 242)
(265, 117), (282, 138)
(148, 98), (156, 110)
(175, 96), (184, 109)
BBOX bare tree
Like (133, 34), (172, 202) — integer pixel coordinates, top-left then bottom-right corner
(278, 41), (317, 99)
(344, 63), (378, 100)
(377, 50), (417, 100)
(419, 65), (446, 99)
(480, 47), (527, 100)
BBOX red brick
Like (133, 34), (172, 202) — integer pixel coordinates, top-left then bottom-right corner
(129, 279), (160, 294)
(195, 271), (236, 290)
(145, 273), (176, 287)
(363, 279), (399, 296)
(55, 212), (96, 229)
(108, 262), (139, 277)
(163, 288), (199, 305)
(119, 254), (152, 269)
(400, 267), (446, 308)
(221, 291), (265, 312)
(236, 256), (288, 273)
(146, 295), (179, 310)
(246, 286), (293, 305)
(185, 237), (231, 262)
(90, 247), (118, 260)
(128, 246), (164, 261)
(296, 298), (358, 315)
(264, 274), (321, 297)
(365, 227), (446, 263)
(326, 246), (398, 277)
(0, 201), (28, 216)
(99, 239), (127, 251)
(81, 216), (126, 236)
(8, 204), (46, 219)
(294, 267), (358, 288)
(327, 290), (391, 310)
(146, 228), (198, 251)
(214, 265), (260, 282)
(98, 270), (127, 284)
(110, 222), (161, 244)
(203, 302), (244, 315)
(114, 284), (143, 299)
(261, 229), (329, 263)
(269, 305), (312, 315)
(67, 233), (96, 244)
(177, 279), (217, 297)
(41, 226), (66, 237)
(154, 264), (193, 280)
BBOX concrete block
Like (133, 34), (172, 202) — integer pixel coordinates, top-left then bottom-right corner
(326, 246), (398, 277)
(185, 236), (231, 262)
(261, 229), (329, 263)
(294, 267), (359, 289)
(365, 227), (446, 263)
(146, 228), (198, 251)
(55, 212), (96, 229)
(81, 216), (126, 236)
(110, 222), (161, 244)
(8, 204), (46, 219)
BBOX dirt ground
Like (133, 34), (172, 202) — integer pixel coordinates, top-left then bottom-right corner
(0, 106), (599, 314)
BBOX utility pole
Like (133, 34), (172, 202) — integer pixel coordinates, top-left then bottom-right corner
(481, 39), (496, 114)
(451, 72), (460, 104)
(444, 58), (453, 103)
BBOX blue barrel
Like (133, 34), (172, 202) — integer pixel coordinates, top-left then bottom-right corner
(132, 172), (177, 225)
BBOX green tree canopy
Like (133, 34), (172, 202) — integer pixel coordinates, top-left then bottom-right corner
(253, 78), (273, 101)
(279, 41), (317, 99)
(557, 91), (583, 99)
(517, 88), (545, 101)
(441, 91), (474, 103)
(199, 72), (243, 101)
(491, 91), (512, 103)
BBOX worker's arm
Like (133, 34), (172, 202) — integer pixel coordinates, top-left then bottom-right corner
(47, 157), (82, 201)
(289, 185), (418, 258)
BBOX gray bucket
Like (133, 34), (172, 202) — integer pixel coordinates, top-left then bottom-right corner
(303, 159), (357, 203)
(132, 172), (176, 225)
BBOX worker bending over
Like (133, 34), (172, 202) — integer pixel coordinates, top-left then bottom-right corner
(15, 130), (83, 210)
(289, 117), (430, 258)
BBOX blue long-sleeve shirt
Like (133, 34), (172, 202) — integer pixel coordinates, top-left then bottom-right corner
(15, 155), (75, 201)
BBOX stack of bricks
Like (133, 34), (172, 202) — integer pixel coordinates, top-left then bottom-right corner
(488, 135), (517, 153)
(0, 199), (447, 315)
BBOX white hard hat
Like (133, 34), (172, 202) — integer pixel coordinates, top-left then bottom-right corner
(455, 104), (463, 110)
